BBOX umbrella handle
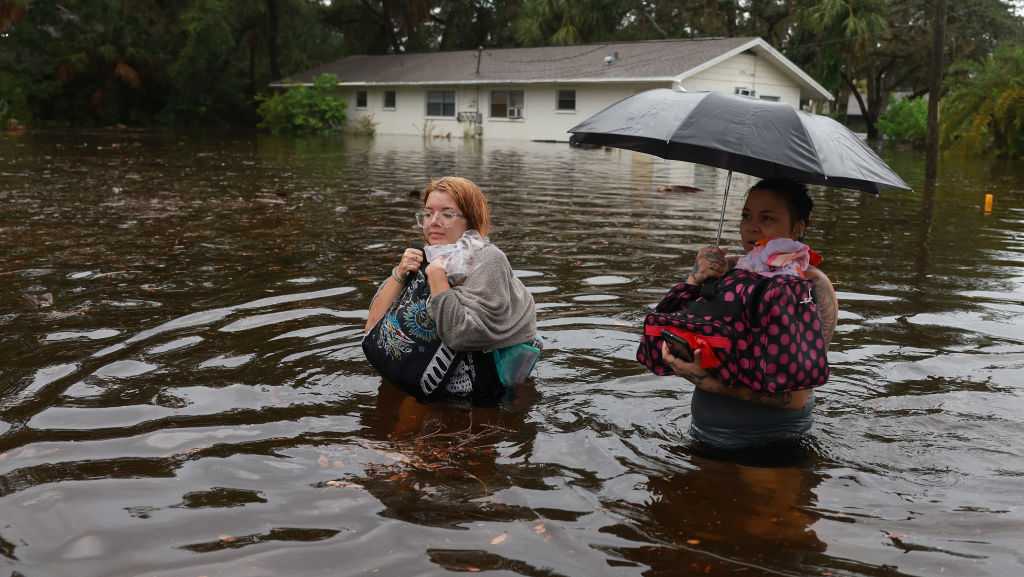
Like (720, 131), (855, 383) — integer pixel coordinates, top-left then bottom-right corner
(715, 170), (733, 245)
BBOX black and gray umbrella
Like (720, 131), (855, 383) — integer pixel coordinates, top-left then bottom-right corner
(568, 88), (910, 242)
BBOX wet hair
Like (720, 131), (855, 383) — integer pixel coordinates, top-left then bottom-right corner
(422, 176), (492, 237)
(749, 178), (813, 228)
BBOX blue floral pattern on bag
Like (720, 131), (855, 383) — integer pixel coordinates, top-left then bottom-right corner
(377, 311), (413, 360)
(402, 300), (436, 342)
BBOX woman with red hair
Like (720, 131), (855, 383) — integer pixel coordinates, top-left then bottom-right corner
(363, 177), (538, 404)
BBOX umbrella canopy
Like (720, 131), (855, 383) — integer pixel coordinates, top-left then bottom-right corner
(568, 88), (910, 194)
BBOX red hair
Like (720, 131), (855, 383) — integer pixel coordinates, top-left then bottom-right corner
(422, 176), (492, 236)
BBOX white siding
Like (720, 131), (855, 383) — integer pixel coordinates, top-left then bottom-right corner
(344, 86), (466, 137)
(682, 52), (801, 107)
(336, 53), (806, 140)
(481, 83), (667, 141)
(341, 83), (669, 141)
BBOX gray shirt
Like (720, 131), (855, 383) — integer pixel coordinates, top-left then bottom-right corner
(428, 243), (536, 351)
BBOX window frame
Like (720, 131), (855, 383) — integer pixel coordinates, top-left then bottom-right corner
(425, 90), (456, 117)
(556, 89), (576, 112)
(490, 89), (525, 119)
(355, 90), (368, 109)
(383, 90), (397, 110)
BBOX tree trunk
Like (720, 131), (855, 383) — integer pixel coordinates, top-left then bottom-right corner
(842, 72), (871, 134)
(266, 0), (281, 81)
(724, 0), (737, 36)
(864, 68), (884, 140)
(834, 84), (849, 121)
(925, 0), (946, 182)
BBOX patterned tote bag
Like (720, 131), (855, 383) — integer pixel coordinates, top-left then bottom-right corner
(362, 265), (503, 404)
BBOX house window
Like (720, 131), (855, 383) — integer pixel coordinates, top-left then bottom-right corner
(383, 90), (396, 109)
(557, 89), (576, 111)
(356, 90), (368, 108)
(759, 95), (781, 102)
(734, 87), (756, 98)
(491, 90), (524, 118)
(426, 90), (455, 117)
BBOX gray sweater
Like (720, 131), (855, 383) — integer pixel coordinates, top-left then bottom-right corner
(428, 243), (536, 351)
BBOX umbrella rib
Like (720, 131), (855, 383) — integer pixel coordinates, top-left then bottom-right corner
(793, 112), (826, 181)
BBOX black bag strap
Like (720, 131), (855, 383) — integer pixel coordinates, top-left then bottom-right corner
(685, 277), (745, 318)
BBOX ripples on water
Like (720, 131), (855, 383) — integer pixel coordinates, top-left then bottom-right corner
(1, 133), (1022, 577)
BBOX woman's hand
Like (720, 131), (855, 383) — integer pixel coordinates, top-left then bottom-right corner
(425, 258), (451, 295)
(662, 342), (809, 409)
(688, 246), (728, 285)
(367, 250), (421, 332)
(425, 257), (447, 279)
(661, 342), (719, 391)
(395, 248), (424, 280)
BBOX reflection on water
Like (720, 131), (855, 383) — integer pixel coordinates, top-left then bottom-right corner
(1, 132), (1023, 577)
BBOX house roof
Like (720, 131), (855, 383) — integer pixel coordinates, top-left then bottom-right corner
(276, 37), (833, 101)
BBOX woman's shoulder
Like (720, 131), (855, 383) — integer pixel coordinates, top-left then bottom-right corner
(803, 266), (833, 286)
(474, 242), (512, 269)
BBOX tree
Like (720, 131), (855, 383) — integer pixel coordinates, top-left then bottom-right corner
(942, 44), (1024, 158)
(803, 0), (889, 137)
(257, 73), (347, 134)
(513, 0), (630, 46)
(0, 0), (344, 126)
(3, 0), (1021, 129)
(791, 0), (1022, 139)
(320, 0), (434, 54)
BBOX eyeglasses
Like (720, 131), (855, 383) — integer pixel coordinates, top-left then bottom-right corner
(415, 209), (465, 228)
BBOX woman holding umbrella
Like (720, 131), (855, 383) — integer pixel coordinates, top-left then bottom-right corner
(640, 178), (838, 451)
(570, 87), (906, 451)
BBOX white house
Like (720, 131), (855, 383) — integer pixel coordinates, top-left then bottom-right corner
(274, 37), (833, 142)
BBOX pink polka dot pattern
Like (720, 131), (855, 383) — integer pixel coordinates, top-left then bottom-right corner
(637, 269), (830, 392)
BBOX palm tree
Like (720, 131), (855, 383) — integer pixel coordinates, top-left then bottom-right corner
(804, 0), (888, 138)
(513, 0), (628, 46)
(942, 44), (1024, 158)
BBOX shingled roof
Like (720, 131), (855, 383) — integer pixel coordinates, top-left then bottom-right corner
(278, 37), (831, 100)
(275, 37), (832, 100)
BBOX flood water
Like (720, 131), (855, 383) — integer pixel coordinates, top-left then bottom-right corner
(1, 132), (1022, 577)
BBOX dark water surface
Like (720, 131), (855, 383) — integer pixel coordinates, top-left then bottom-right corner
(1, 132), (1022, 577)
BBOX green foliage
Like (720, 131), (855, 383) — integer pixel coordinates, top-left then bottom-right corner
(787, 0), (1023, 137)
(878, 97), (928, 146)
(943, 45), (1024, 158)
(2, 0), (1022, 130)
(0, 0), (344, 127)
(514, 0), (628, 46)
(257, 74), (346, 134)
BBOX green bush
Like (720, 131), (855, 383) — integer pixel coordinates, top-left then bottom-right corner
(878, 96), (928, 146)
(257, 74), (347, 134)
(942, 45), (1024, 158)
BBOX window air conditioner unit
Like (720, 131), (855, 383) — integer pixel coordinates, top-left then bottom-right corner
(508, 107), (522, 119)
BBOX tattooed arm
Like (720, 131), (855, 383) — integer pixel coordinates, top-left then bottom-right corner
(687, 246), (728, 285)
(656, 246), (730, 313)
(659, 342), (811, 410)
(805, 267), (838, 345)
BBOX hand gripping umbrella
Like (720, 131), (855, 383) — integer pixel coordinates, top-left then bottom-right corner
(568, 88), (911, 243)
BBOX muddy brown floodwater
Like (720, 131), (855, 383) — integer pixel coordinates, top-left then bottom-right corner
(1, 131), (1023, 577)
